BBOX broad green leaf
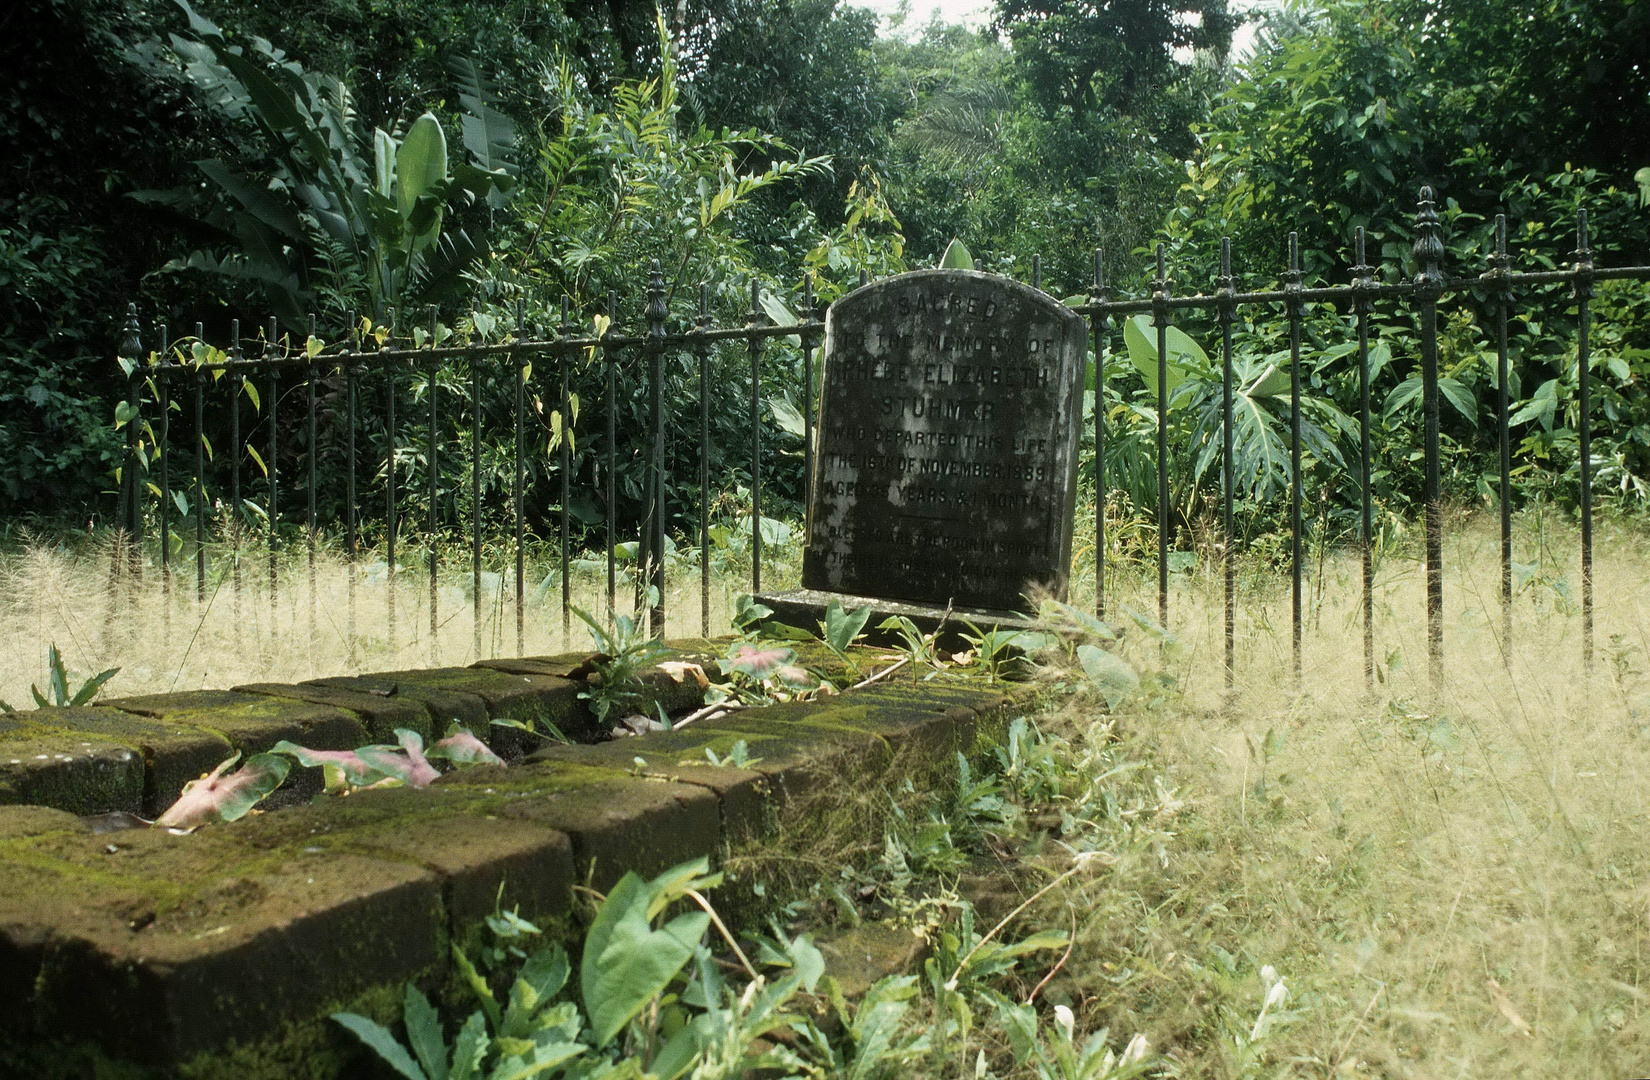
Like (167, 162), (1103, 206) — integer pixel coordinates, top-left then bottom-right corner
(404, 984), (449, 1080)
(1123, 315), (1208, 397)
(1439, 377), (1477, 425)
(939, 238), (974, 270)
(769, 394), (806, 438)
(1245, 363), (1292, 398)
(821, 599), (872, 655)
(375, 128), (396, 198)
(1076, 644), (1138, 709)
(332, 1012), (428, 1080)
(580, 870), (708, 1048)
(397, 113), (449, 222)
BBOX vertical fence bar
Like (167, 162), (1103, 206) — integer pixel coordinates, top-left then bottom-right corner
(646, 261), (668, 635)
(748, 280), (765, 595)
(193, 323), (206, 604)
(699, 284), (713, 638)
(472, 342), (483, 659)
(1414, 187), (1446, 690)
(1151, 244), (1170, 628)
(266, 317), (279, 628)
(1091, 249), (1107, 620)
(427, 309), (439, 661)
(346, 312), (358, 649)
(605, 291), (618, 627)
(306, 314), (317, 651)
(386, 308), (398, 653)
(802, 274), (817, 513)
(1218, 240), (1236, 690)
(513, 301), (526, 655)
(1353, 228), (1377, 693)
(1575, 210), (1595, 671)
(230, 319), (243, 633)
(119, 304), (142, 585)
(560, 295), (573, 644)
(158, 323), (172, 627)
(1491, 217), (1512, 651)
(1286, 233), (1304, 684)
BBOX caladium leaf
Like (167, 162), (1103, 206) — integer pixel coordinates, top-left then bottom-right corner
(155, 752), (291, 828)
(356, 729), (441, 788)
(426, 727), (505, 768)
(269, 740), (384, 792)
(720, 644), (811, 687)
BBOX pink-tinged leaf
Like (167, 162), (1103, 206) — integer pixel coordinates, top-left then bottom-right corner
(427, 727), (505, 767)
(355, 729), (441, 788)
(774, 662), (814, 688)
(719, 644), (799, 681)
(155, 752), (291, 828)
(270, 740), (383, 792)
(657, 661), (710, 689)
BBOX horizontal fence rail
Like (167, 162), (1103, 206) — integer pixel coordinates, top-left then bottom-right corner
(108, 191), (1650, 690)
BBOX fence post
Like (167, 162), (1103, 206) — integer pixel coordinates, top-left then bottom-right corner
(559, 296), (573, 644)
(1353, 228), (1377, 693)
(1090, 249), (1107, 620)
(698, 284), (713, 638)
(1574, 209), (1595, 672)
(1286, 232), (1304, 684)
(1487, 217), (1513, 652)
(1413, 186), (1446, 691)
(230, 318), (244, 642)
(266, 316), (279, 628)
(513, 300), (526, 655)
(157, 322), (172, 640)
(605, 291), (619, 629)
(193, 325), (206, 604)
(747, 280), (766, 596)
(647, 260), (669, 636)
(1218, 239), (1236, 690)
(427, 307), (440, 662)
(1151, 244), (1170, 629)
(345, 311), (359, 652)
(118, 304), (143, 590)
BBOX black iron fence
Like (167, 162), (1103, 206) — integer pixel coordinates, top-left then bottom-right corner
(109, 188), (1650, 689)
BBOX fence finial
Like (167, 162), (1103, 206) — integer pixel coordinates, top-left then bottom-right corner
(120, 303), (142, 359)
(1412, 186), (1444, 291)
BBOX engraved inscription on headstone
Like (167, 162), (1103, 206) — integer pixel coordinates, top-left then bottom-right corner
(803, 269), (1087, 612)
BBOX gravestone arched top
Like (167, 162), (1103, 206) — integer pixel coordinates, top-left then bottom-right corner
(800, 267), (1088, 613)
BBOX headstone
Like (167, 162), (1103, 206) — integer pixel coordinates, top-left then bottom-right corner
(798, 268), (1087, 614)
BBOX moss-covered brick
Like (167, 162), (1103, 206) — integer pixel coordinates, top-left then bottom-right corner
(0, 821), (444, 1067)
(226, 786), (577, 930)
(3, 706), (235, 818)
(305, 674), (489, 739)
(103, 691), (371, 803)
(528, 730), (777, 841)
(0, 809), (85, 1019)
(232, 682), (434, 743)
(475, 654), (591, 678)
(0, 709), (151, 815)
(318, 668), (591, 755)
(436, 761), (720, 891)
(104, 691), (369, 756)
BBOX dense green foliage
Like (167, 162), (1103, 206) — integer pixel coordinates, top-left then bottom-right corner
(4, 0), (1649, 551)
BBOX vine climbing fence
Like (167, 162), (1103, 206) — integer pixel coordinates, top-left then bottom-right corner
(106, 188), (1650, 689)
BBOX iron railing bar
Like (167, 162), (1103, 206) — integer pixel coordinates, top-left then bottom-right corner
(1286, 232), (1304, 685)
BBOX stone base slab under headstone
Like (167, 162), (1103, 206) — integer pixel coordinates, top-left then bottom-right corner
(755, 588), (1039, 652)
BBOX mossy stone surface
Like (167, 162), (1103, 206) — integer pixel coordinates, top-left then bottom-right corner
(0, 732), (143, 816)
(232, 682), (434, 742)
(437, 761), (721, 890)
(105, 691), (369, 756)
(528, 730), (777, 840)
(7, 705), (235, 817)
(338, 667), (595, 752)
(306, 674), (490, 737)
(0, 819), (443, 1065)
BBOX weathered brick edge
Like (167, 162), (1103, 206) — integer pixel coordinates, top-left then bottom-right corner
(0, 647), (1033, 1073)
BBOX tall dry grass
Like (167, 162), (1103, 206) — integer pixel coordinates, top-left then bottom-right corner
(0, 531), (801, 705)
(1051, 507), (1650, 1077)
